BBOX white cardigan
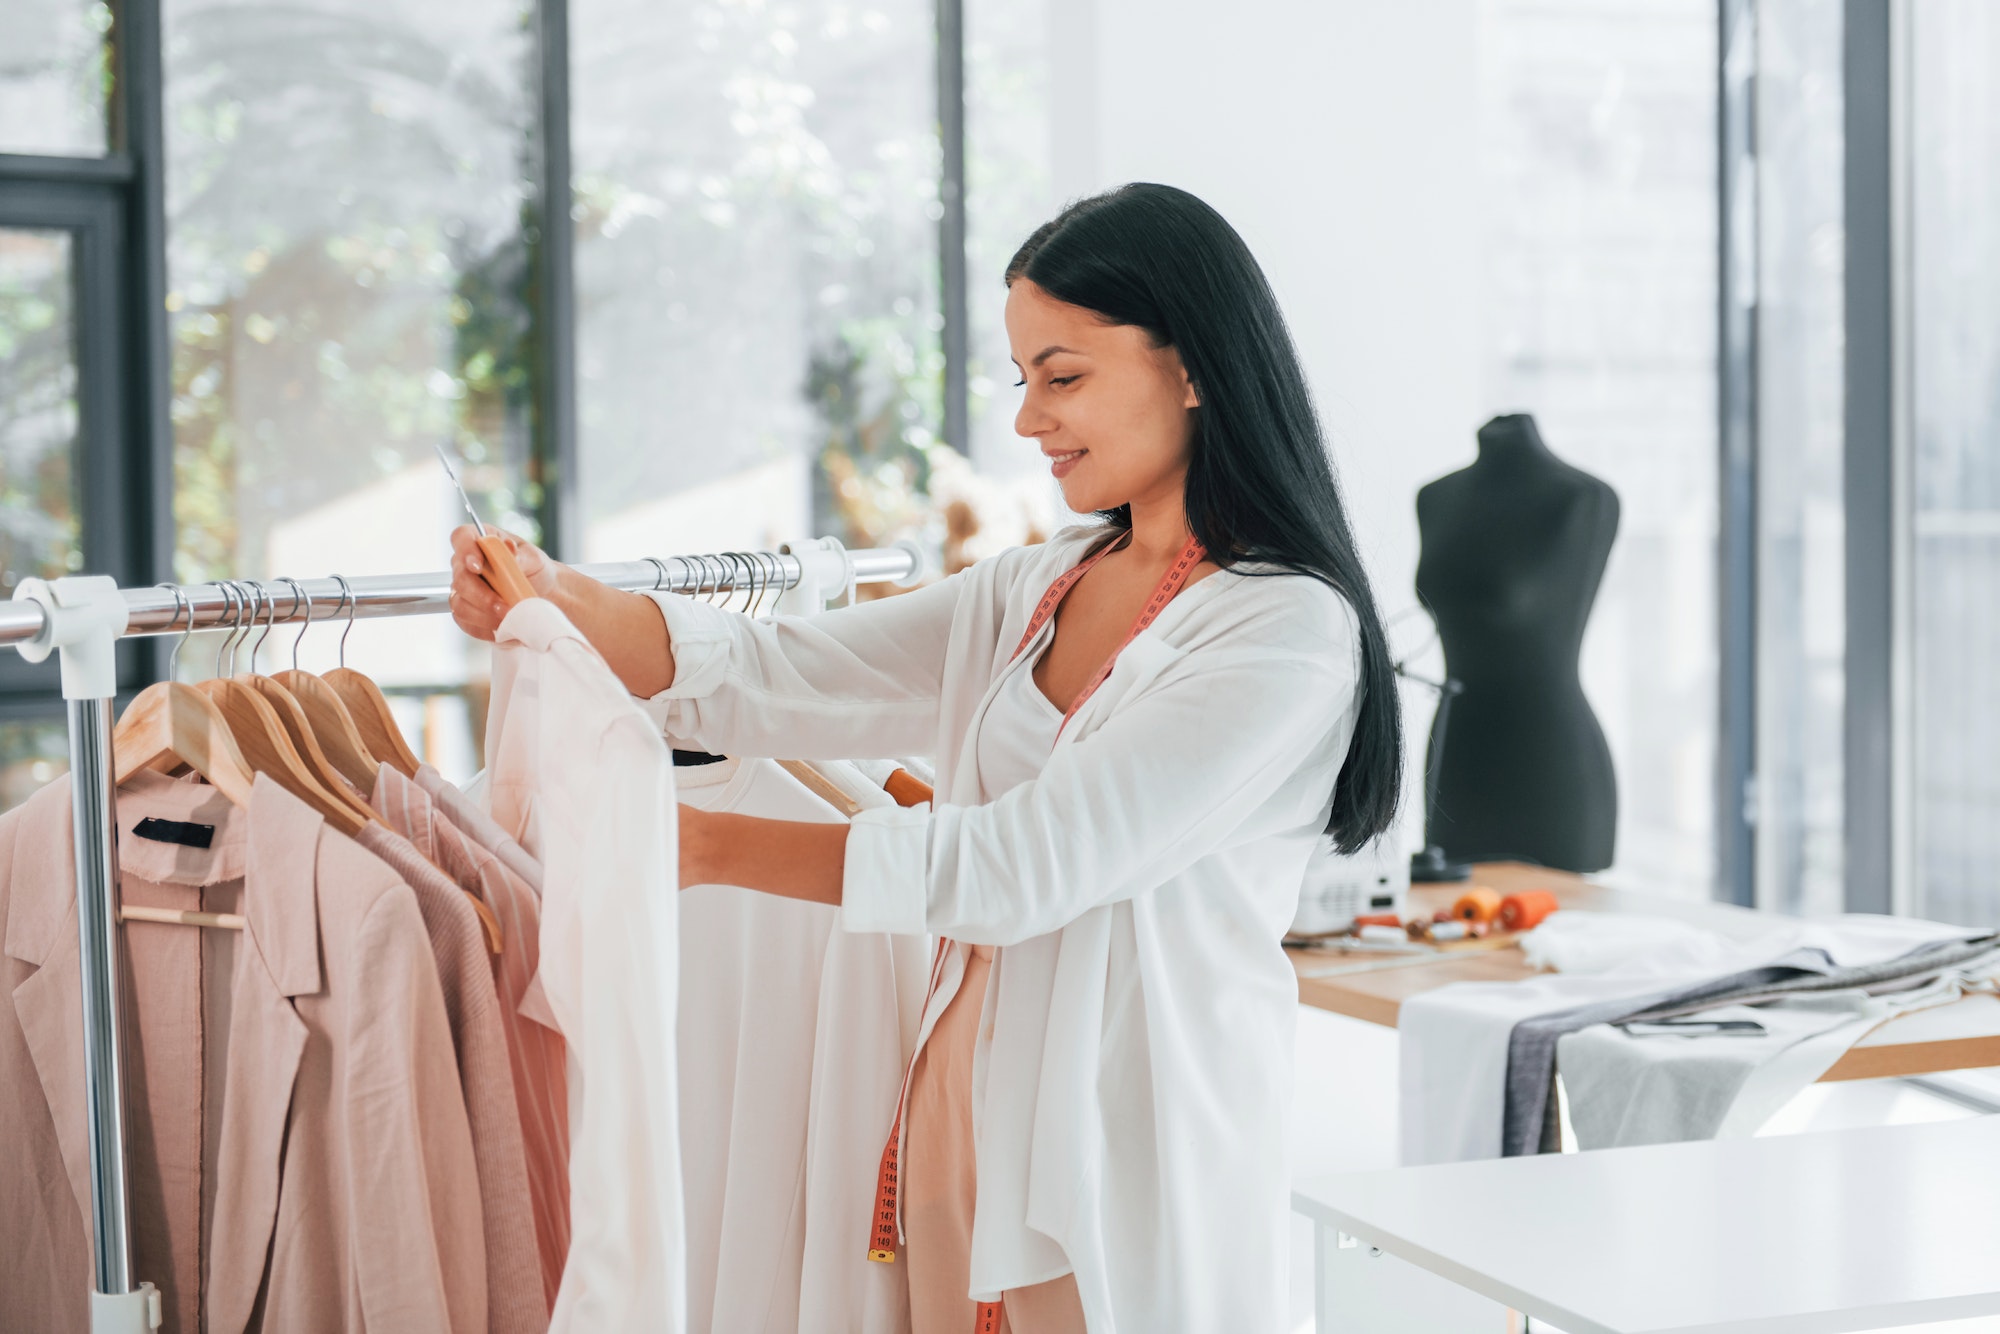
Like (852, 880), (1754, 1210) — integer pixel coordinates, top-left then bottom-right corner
(641, 526), (1362, 1334)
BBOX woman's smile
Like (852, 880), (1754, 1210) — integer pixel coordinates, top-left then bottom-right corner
(1046, 448), (1087, 479)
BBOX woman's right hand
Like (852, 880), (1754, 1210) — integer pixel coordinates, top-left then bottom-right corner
(448, 525), (564, 641)
(447, 524), (678, 696)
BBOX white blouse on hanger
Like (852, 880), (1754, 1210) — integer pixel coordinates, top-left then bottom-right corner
(640, 526), (1362, 1334)
(486, 598), (686, 1334)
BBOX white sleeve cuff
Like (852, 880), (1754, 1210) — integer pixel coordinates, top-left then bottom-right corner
(840, 803), (932, 937)
(638, 590), (735, 703)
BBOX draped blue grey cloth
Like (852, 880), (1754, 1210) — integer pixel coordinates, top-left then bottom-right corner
(1501, 933), (2000, 1156)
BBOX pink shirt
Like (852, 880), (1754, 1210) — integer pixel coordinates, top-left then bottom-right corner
(375, 763), (571, 1309)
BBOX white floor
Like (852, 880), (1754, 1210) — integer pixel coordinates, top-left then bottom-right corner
(1284, 1005), (1996, 1334)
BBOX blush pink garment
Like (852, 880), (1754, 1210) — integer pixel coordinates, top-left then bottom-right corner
(415, 761), (544, 896)
(0, 770), (488, 1333)
(904, 943), (1087, 1334)
(352, 820), (546, 1334)
(374, 763), (570, 1309)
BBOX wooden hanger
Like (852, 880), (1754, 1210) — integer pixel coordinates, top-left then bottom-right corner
(883, 768), (933, 808)
(282, 580), (498, 951)
(276, 670), (379, 789)
(319, 575), (422, 777)
(228, 583), (378, 824)
(777, 759), (866, 818)
(324, 669), (421, 777)
(195, 584), (368, 837)
(113, 682), (258, 810)
(266, 577), (381, 793)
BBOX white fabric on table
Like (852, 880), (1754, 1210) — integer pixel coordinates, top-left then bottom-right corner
(485, 598), (685, 1333)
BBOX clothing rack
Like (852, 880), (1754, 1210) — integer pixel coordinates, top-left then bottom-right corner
(0, 537), (925, 1332)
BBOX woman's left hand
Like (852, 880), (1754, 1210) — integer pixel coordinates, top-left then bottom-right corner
(669, 803), (849, 906)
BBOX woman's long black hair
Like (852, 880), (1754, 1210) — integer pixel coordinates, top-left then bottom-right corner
(1006, 183), (1402, 852)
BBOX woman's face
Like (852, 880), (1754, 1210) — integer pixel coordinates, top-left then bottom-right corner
(1005, 278), (1199, 515)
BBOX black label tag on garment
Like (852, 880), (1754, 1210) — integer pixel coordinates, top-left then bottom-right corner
(132, 816), (215, 849)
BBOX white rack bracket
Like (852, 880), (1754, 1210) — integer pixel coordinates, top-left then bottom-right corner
(13, 575), (130, 699)
(775, 536), (927, 614)
(89, 1283), (161, 1332)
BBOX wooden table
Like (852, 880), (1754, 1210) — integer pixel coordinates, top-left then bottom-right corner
(1290, 862), (2000, 1082)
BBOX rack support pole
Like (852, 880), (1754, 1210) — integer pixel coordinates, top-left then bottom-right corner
(13, 577), (158, 1331)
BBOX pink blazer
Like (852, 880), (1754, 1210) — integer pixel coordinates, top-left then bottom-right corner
(0, 772), (488, 1333)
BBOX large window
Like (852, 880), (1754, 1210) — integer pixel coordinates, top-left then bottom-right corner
(1476, 0), (1718, 898)
(0, 0), (113, 156)
(569, 0), (941, 563)
(0, 0), (1046, 787)
(4, 0), (1997, 924)
(1752, 0), (1845, 917)
(159, 0), (546, 771)
(1908, 0), (2000, 926)
(0, 226), (82, 598)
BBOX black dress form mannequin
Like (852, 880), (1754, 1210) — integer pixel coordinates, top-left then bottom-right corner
(1413, 413), (1619, 872)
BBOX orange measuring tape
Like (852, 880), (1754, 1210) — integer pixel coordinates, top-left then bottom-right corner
(865, 532), (1208, 1331)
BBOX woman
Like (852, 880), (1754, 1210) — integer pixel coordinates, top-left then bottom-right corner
(449, 183), (1402, 1334)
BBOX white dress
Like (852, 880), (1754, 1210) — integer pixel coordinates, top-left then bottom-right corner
(675, 756), (925, 1334)
(640, 526), (1362, 1334)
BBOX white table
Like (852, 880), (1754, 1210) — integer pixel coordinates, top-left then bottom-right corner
(1293, 1115), (2000, 1333)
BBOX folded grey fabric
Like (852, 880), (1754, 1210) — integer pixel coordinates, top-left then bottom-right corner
(1499, 932), (1999, 1157)
(1558, 1002), (1855, 1150)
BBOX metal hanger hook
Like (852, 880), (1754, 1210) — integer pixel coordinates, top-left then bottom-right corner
(157, 584), (192, 681)
(756, 551), (782, 615)
(250, 580), (283, 665)
(332, 574), (356, 668)
(232, 581), (264, 675)
(237, 581), (266, 674)
(722, 553), (750, 612)
(644, 556), (669, 593)
(280, 577), (312, 670)
(212, 582), (241, 678)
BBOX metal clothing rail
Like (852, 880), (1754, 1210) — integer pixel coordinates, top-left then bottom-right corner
(5, 537), (924, 1332)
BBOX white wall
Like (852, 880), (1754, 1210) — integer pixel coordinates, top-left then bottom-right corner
(1058, 0), (1487, 845)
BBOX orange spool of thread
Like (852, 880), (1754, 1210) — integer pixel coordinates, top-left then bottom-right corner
(1451, 887), (1503, 925)
(1499, 889), (1561, 932)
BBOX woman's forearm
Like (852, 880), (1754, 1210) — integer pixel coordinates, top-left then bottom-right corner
(679, 807), (849, 906)
(550, 563), (679, 698)
(451, 524), (681, 697)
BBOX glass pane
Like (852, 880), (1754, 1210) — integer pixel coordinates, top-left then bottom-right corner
(1754, 0), (1845, 916)
(0, 716), (69, 816)
(959, 0), (1065, 568)
(1476, 0), (1718, 897)
(1910, 0), (2000, 926)
(0, 0), (112, 156)
(163, 0), (541, 718)
(570, 0), (940, 562)
(0, 227), (83, 599)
